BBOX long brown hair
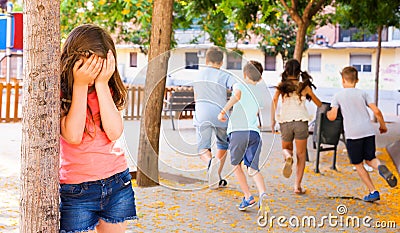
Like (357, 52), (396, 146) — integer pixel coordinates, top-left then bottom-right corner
(277, 59), (316, 101)
(60, 24), (127, 116)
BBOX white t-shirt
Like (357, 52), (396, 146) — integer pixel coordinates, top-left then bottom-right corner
(330, 88), (375, 139)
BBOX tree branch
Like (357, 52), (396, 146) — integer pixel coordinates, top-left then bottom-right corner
(280, 0), (302, 24)
(291, 0), (297, 12)
(309, 0), (329, 20)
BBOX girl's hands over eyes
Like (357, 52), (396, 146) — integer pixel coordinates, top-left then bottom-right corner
(96, 50), (115, 85)
(73, 54), (103, 86)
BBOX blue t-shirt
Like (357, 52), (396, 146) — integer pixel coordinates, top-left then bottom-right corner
(192, 67), (235, 127)
(227, 82), (266, 135)
(330, 88), (375, 139)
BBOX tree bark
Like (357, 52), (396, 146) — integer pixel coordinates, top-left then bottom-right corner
(293, 22), (308, 63)
(280, 0), (330, 64)
(374, 25), (383, 122)
(20, 1), (60, 232)
(136, 0), (174, 187)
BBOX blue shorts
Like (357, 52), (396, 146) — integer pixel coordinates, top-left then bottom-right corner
(59, 169), (137, 233)
(228, 131), (262, 171)
(346, 135), (376, 164)
(196, 124), (229, 151)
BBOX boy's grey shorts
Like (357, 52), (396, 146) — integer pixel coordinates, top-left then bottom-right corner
(279, 121), (309, 142)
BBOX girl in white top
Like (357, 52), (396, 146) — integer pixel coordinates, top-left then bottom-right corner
(271, 59), (322, 194)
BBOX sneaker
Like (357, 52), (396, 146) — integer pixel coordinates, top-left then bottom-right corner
(363, 191), (380, 202)
(238, 195), (256, 211)
(282, 150), (293, 178)
(208, 157), (220, 189)
(378, 165), (397, 187)
(352, 163), (374, 172)
(218, 178), (228, 188)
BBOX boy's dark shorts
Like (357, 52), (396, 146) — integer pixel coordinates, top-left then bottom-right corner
(228, 130), (262, 171)
(346, 135), (376, 164)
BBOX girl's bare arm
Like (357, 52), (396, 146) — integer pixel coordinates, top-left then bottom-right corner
(304, 86), (322, 107)
(271, 89), (280, 132)
(61, 55), (102, 144)
(95, 51), (124, 141)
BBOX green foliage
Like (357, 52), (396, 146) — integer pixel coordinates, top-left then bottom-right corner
(61, 0), (152, 48)
(334, 0), (400, 32)
(259, 17), (299, 63)
(59, 0), (330, 60)
(175, 0), (230, 46)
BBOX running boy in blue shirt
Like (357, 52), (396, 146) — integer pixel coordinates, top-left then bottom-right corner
(218, 60), (267, 212)
(327, 66), (397, 202)
(192, 46), (235, 189)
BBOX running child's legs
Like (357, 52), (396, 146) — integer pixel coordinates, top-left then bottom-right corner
(215, 127), (229, 176)
(365, 158), (381, 170)
(216, 149), (227, 175)
(281, 140), (294, 158)
(229, 131), (263, 197)
(197, 125), (228, 177)
(347, 136), (378, 192)
(199, 149), (212, 164)
(249, 167), (266, 196)
(294, 138), (307, 191)
(233, 164), (252, 199)
(354, 162), (376, 192)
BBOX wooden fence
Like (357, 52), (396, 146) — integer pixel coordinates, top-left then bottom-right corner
(123, 85), (194, 120)
(0, 82), (194, 123)
(0, 79), (22, 122)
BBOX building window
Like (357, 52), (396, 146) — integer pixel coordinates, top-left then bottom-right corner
(339, 27), (388, 42)
(308, 54), (321, 72)
(185, 52), (199, 69)
(227, 52), (242, 70)
(392, 27), (400, 40)
(264, 54), (276, 71)
(130, 52), (137, 67)
(350, 54), (372, 73)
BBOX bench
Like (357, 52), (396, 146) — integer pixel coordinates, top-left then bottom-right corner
(163, 90), (195, 130)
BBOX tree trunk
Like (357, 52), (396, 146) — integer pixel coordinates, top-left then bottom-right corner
(20, 1), (60, 232)
(136, 0), (173, 187)
(374, 25), (383, 122)
(293, 22), (308, 63)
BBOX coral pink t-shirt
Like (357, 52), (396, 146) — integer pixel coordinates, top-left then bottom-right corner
(60, 90), (127, 184)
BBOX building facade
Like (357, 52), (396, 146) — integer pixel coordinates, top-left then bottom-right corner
(117, 25), (400, 91)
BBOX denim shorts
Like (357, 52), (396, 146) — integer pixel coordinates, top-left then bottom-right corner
(196, 124), (229, 151)
(59, 169), (137, 233)
(228, 131), (262, 171)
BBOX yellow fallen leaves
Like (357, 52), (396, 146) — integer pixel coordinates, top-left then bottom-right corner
(168, 205), (180, 211)
(144, 200), (165, 209)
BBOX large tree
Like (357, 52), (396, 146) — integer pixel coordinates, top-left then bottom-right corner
(335, 0), (400, 111)
(20, 1), (60, 232)
(136, 0), (174, 187)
